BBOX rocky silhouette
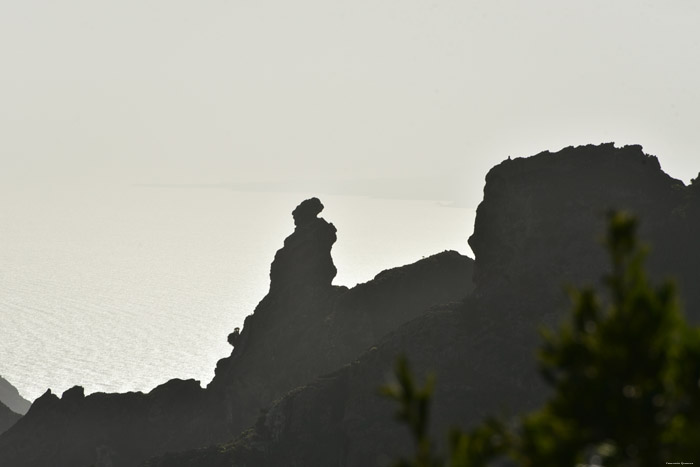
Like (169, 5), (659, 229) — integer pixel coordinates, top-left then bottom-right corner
(0, 197), (474, 466)
(144, 143), (700, 466)
(1, 143), (697, 467)
(207, 196), (474, 441)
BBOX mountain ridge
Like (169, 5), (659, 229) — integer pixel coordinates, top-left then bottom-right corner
(144, 143), (700, 466)
(0, 198), (474, 467)
(1, 143), (697, 467)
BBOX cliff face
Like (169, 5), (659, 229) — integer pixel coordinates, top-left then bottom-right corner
(469, 143), (698, 321)
(160, 144), (700, 467)
(0, 198), (475, 467)
(0, 376), (31, 415)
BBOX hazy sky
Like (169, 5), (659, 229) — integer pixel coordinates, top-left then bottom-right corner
(2, 1), (698, 206)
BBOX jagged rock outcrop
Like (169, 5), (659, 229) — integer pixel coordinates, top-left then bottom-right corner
(0, 198), (475, 467)
(157, 143), (700, 466)
(0, 375), (31, 415)
(0, 380), (209, 467)
(207, 198), (474, 440)
(269, 197), (338, 292)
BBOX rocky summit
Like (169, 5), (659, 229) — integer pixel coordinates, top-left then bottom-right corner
(269, 197), (338, 292)
(0, 376), (30, 436)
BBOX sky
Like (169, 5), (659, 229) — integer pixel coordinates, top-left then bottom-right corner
(1, 1), (699, 208)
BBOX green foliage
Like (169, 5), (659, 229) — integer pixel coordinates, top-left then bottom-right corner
(380, 356), (442, 467)
(384, 212), (700, 466)
(446, 419), (510, 467)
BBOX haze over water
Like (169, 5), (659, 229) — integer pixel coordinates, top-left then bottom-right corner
(0, 184), (474, 402)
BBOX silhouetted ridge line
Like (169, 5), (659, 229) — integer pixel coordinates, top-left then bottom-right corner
(144, 143), (699, 467)
(0, 197), (474, 467)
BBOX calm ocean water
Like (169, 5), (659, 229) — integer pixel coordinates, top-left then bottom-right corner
(0, 185), (474, 402)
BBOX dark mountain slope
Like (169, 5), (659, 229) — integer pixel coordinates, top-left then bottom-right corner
(0, 380), (210, 467)
(0, 375), (31, 415)
(152, 143), (700, 466)
(0, 198), (474, 467)
(0, 400), (21, 436)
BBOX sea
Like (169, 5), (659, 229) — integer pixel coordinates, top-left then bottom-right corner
(0, 184), (475, 402)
